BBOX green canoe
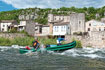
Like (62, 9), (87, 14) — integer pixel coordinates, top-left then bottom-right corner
(19, 41), (76, 54)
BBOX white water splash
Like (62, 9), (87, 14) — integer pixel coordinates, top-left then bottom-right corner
(51, 48), (105, 59)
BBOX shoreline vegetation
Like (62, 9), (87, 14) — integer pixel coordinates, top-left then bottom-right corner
(0, 36), (82, 48)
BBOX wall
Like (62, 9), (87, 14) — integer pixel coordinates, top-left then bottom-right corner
(42, 26), (50, 35)
(0, 33), (26, 39)
(25, 21), (35, 36)
(65, 31), (105, 48)
(1, 23), (12, 32)
(85, 20), (105, 33)
(70, 13), (85, 34)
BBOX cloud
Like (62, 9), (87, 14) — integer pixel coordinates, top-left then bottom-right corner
(1, 0), (105, 9)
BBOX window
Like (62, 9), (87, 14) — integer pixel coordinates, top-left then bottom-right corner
(2, 28), (4, 31)
(79, 21), (81, 27)
(89, 23), (91, 26)
(57, 26), (59, 32)
(59, 18), (60, 20)
(55, 26), (56, 31)
(88, 28), (90, 31)
(3, 25), (5, 27)
(99, 28), (101, 31)
(55, 18), (56, 20)
(68, 27), (69, 29)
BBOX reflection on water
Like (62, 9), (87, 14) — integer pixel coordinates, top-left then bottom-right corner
(0, 46), (105, 70)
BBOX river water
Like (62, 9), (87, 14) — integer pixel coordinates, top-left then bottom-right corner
(0, 46), (105, 70)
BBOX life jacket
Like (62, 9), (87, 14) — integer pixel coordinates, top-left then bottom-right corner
(33, 40), (39, 47)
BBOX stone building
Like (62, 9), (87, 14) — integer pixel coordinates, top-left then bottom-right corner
(85, 20), (105, 36)
(69, 13), (85, 34)
(25, 21), (36, 36)
(25, 21), (44, 36)
(18, 21), (27, 31)
(0, 20), (18, 32)
(19, 14), (37, 20)
(48, 13), (85, 35)
(42, 25), (50, 36)
(101, 17), (105, 23)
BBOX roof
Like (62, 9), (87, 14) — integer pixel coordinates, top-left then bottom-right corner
(35, 24), (43, 26)
(86, 19), (105, 26)
(54, 22), (69, 26)
(0, 20), (17, 23)
(42, 25), (49, 27)
(49, 20), (63, 23)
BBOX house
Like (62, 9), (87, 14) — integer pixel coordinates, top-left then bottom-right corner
(0, 20), (18, 32)
(18, 21), (27, 31)
(53, 22), (70, 36)
(25, 20), (43, 36)
(34, 24), (43, 36)
(101, 18), (105, 23)
(48, 14), (70, 34)
(48, 13), (85, 35)
(85, 20), (105, 33)
(42, 25), (50, 36)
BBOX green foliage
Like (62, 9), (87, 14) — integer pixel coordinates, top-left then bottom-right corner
(34, 17), (48, 25)
(38, 37), (57, 45)
(0, 37), (57, 46)
(19, 30), (29, 36)
(12, 37), (34, 46)
(9, 28), (17, 33)
(72, 38), (82, 48)
(0, 6), (105, 24)
(0, 37), (12, 46)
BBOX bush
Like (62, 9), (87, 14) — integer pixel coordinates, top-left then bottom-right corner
(72, 38), (82, 48)
(38, 37), (57, 45)
(73, 32), (83, 36)
(9, 28), (17, 33)
(0, 37), (12, 46)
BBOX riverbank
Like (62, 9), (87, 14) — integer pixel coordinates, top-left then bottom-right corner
(0, 36), (82, 48)
(0, 37), (57, 46)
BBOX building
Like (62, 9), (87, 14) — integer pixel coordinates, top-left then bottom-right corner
(48, 13), (85, 35)
(34, 24), (43, 36)
(69, 13), (85, 34)
(86, 20), (105, 33)
(42, 25), (50, 36)
(25, 21), (38, 36)
(18, 21), (27, 31)
(48, 14), (70, 23)
(48, 14), (70, 34)
(0, 20), (18, 32)
(53, 22), (70, 36)
(101, 17), (105, 23)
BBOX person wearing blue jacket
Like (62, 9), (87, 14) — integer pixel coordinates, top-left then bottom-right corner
(57, 36), (65, 46)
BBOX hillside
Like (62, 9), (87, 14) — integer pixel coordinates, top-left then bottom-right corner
(0, 6), (105, 24)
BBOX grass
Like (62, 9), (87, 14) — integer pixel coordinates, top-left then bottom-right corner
(0, 36), (82, 48)
(72, 37), (82, 48)
(0, 37), (57, 46)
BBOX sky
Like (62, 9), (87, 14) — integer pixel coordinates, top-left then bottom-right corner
(0, 0), (105, 11)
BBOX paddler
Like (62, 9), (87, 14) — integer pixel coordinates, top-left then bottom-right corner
(57, 35), (65, 46)
(32, 37), (40, 50)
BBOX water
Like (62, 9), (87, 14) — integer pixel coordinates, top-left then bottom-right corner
(0, 46), (105, 70)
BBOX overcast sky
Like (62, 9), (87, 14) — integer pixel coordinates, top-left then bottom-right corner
(0, 0), (105, 11)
